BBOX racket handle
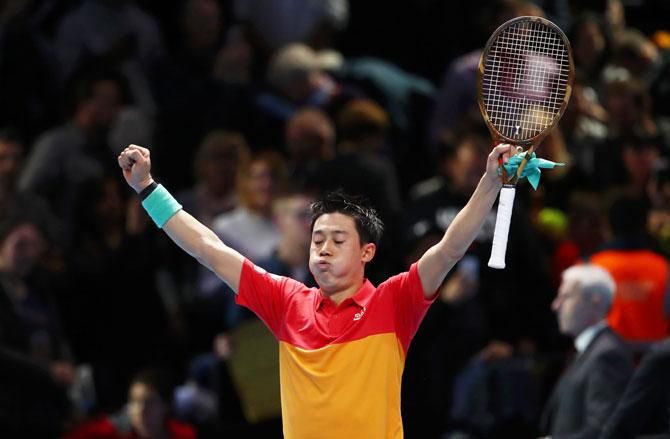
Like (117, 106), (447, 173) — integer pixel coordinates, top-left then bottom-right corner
(488, 186), (516, 269)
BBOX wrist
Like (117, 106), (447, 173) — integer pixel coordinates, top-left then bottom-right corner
(138, 181), (158, 201)
(141, 184), (182, 228)
(133, 177), (155, 194)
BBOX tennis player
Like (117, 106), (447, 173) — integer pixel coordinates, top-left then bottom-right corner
(118, 143), (516, 438)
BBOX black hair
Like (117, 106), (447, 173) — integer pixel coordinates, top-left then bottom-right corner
(0, 128), (24, 145)
(608, 193), (650, 238)
(310, 190), (384, 246)
(64, 67), (131, 117)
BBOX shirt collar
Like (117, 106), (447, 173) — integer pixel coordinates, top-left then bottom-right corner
(574, 320), (608, 353)
(316, 279), (375, 310)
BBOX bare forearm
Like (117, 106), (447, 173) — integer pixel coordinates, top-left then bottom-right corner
(442, 175), (501, 260)
(117, 145), (244, 290)
(163, 210), (244, 292)
(418, 175), (501, 294)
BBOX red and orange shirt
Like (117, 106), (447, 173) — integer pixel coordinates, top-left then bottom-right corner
(235, 259), (437, 438)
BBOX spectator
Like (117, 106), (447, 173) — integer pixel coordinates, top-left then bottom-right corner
(539, 264), (634, 439)
(251, 42), (361, 147)
(54, 0), (166, 114)
(0, 214), (73, 374)
(64, 368), (196, 439)
(192, 151), (288, 332)
(19, 69), (152, 245)
(212, 151), (287, 262)
(589, 194), (670, 350)
(66, 175), (175, 410)
(257, 189), (317, 286)
(0, 215), (74, 436)
(178, 130), (251, 228)
(233, 0), (349, 52)
(284, 108), (336, 189)
(0, 129), (58, 241)
(600, 337), (670, 439)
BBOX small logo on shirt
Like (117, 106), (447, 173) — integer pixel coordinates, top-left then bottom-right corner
(353, 306), (366, 321)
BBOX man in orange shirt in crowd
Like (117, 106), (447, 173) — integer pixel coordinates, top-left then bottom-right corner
(590, 194), (670, 352)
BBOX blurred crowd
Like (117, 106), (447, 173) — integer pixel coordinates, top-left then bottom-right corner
(0, 0), (669, 438)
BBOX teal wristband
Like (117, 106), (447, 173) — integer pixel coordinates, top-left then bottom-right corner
(141, 184), (182, 228)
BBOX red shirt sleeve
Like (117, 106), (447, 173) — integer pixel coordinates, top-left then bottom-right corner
(381, 262), (438, 353)
(235, 258), (304, 337)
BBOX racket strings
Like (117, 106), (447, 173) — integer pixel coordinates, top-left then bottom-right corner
(482, 20), (570, 140)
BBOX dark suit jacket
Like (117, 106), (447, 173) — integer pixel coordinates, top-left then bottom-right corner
(600, 338), (670, 439)
(541, 326), (634, 439)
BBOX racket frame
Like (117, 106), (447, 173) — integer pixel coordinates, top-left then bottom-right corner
(476, 15), (574, 268)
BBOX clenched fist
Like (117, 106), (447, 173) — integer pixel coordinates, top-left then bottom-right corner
(118, 144), (154, 193)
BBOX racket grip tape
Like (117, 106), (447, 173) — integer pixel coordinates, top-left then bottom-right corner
(488, 185), (516, 269)
(141, 184), (182, 228)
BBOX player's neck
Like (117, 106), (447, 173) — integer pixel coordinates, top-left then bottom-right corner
(321, 278), (364, 306)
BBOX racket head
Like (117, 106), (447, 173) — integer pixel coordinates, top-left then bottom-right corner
(477, 16), (574, 147)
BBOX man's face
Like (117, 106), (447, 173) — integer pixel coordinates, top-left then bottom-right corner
(552, 278), (592, 337)
(128, 382), (167, 437)
(88, 80), (122, 128)
(309, 213), (375, 293)
(275, 195), (314, 247)
(0, 223), (46, 277)
(245, 160), (275, 212)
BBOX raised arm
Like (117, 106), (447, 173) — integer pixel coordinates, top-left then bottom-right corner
(118, 145), (244, 292)
(417, 143), (515, 296)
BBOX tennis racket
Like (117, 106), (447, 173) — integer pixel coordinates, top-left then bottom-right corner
(478, 16), (574, 269)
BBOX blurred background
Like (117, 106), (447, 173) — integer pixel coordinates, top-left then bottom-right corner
(0, 0), (669, 437)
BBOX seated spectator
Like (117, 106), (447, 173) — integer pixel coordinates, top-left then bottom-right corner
(67, 175), (175, 410)
(178, 130), (251, 228)
(64, 368), (195, 439)
(232, 0), (349, 52)
(539, 264), (634, 438)
(589, 193), (670, 350)
(212, 151), (287, 262)
(601, 337), (670, 439)
(18, 69), (152, 246)
(191, 152), (287, 332)
(251, 43), (360, 147)
(284, 108), (336, 190)
(257, 189), (317, 286)
(54, 0), (166, 110)
(0, 214), (73, 376)
(0, 214), (74, 436)
(0, 129), (59, 242)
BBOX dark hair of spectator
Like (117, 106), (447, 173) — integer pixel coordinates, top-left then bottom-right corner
(310, 190), (384, 246)
(337, 99), (389, 143)
(569, 12), (613, 77)
(608, 193), (650, 238)
(130, 368), (176, 404)
(64, 67), (131, 118)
